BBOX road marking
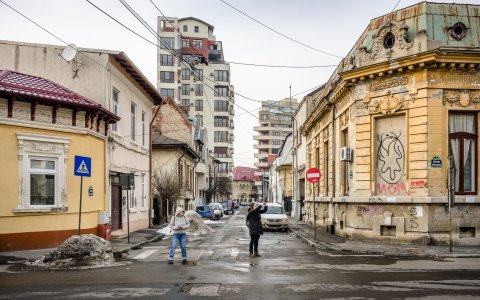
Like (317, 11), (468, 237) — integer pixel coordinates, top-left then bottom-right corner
(231, 248), (239, 257)
(133, 249), (158, 260)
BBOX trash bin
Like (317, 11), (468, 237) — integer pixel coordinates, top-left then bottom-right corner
(97, 224), (112, 241)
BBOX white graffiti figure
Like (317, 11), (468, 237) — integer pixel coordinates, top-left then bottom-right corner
(377, 132), (405, 184)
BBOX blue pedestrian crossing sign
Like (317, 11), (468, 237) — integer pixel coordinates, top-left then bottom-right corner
(74, 156), (91, 177)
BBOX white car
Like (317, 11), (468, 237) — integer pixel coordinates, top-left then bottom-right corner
(209, 203), (224, 218)
(261, 203), (289, 231)
(208, 204), (222, 220)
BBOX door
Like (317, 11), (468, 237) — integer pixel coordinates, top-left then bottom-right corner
(111, 185), (122, 230)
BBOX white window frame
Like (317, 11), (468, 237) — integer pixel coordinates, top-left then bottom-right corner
(141, 111), (147, 147)
(141, 174), (146, 208)
(112, 88), (119, 132)
(131, 102), (136, 142)
(15, 133), (69, 212)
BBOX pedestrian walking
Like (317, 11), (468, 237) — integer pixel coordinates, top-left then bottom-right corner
(168, 207), (190, 264)
(247, 202), (268, 258)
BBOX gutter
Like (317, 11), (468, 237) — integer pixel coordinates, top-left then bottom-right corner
(149, 104), (161, 228)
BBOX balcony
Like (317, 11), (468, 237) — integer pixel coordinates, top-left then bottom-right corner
(253, 144), (271, 150)
(195, 162), (207, 175)
(254, 152), (268, 159)
(255, 161), (270, 168)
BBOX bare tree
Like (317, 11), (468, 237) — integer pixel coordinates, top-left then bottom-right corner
(216, 176), (232, 198)
(152, 166), (181, 223)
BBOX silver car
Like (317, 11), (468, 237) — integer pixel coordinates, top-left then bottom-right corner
(209, 203), (224, 218)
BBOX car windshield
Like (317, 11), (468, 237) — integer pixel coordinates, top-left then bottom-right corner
(266, 206), (284, 214)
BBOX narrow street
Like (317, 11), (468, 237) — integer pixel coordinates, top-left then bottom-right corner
(1, 207), (480, 299)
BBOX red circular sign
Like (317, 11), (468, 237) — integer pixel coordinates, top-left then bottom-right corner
(306, 168), (321, 183)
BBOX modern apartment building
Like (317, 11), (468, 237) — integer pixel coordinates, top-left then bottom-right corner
(157, 17), (235, 183)
(253, 98), (298, 199)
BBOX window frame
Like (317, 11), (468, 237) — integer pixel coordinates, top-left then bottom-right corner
(195, 99), (203, 111)
(141, 111), (147, 147)
(160, 88), (174, 98)
(160, 54), (174, 66)
(160, 71), (174, 83)
(131, 102), (137, 142)
(449, 112), (478, 195)
(181, 84), (190, 96)
(112, 88), (119, 132)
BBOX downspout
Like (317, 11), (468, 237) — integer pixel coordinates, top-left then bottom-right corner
(177, 150), (186, 202)
(149, 104), (161, 228)
(331, 102), (337, 231)
(193, 156), (200, 206)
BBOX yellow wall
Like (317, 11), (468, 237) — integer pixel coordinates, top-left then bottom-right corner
(0, 124), (106, 234)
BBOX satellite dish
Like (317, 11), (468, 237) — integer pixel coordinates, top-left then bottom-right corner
(61, 44), (77, 62)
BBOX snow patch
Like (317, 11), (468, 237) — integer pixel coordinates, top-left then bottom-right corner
(158, 211), (214, 236)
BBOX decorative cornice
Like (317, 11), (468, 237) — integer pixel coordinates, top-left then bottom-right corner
(443, 89), (480, 107)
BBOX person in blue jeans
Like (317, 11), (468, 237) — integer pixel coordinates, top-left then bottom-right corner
(168, 207), (190, 264)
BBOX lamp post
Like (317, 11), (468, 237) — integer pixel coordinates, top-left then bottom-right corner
(212, 158), (220, 203)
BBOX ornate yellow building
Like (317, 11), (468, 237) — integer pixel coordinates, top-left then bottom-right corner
(302, 2), (480, 245)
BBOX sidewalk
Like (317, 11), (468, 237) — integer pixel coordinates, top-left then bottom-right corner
(288, 219), (480, 258)
(0, 226), (166, 263)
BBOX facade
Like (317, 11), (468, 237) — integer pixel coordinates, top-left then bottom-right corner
(0, 40), (161, 236)
(232, 166), (259, 203)
(0, 70), (118, 251)
(302, 2), (480, 246)
(254, 98), (298, 199)
(151, 98), (202, 223)
(157, 17), (235, 182)
(270, 134), (293, 212)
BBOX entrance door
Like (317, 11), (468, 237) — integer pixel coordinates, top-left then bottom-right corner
(111, 185), (122, 230)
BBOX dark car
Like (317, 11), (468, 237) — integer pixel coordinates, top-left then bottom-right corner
(221, 202), (230, 215)
(196, 205), (215, 220)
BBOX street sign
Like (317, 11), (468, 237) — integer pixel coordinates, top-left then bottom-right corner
(306, 168), (321, 183)
(74, 156), (91, 177)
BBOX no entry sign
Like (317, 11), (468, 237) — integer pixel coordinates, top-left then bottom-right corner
(306, 167), (321, 183)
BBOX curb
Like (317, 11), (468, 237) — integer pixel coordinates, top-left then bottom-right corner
(288, 225), (480, 259)
(112, 233), (165, 259)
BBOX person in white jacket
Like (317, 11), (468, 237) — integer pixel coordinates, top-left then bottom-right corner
(168, 207), (190, 264)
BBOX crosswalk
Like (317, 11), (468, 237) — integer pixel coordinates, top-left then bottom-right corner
(129, 245), (250, 261)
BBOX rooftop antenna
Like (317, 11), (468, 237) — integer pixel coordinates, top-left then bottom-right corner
(60, 44), (81, 78)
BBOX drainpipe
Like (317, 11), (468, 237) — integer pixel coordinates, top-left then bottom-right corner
(193, 156), (200, 207)
(149, 104), (161, 228)
(331, 102), (337, 233)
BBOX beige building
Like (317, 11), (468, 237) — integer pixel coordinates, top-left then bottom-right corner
(270, 134), (293, 210)
(232, 166), (259, 203)
(254, 98), (298, 199)
(157, 17), (235, 182)
(302, 2), (480, 246)
(0, 40), (162, 236)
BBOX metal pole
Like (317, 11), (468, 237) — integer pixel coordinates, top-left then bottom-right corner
(448, 155), (456, 252)
(127, 188), (130, 244)
(313, 182), (317, 241)
(78, 176), (83, 236)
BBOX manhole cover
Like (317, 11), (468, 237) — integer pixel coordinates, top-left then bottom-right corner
(179, 283), (221, 296)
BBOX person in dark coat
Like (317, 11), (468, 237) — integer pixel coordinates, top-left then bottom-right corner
(247, 202), (268, 257)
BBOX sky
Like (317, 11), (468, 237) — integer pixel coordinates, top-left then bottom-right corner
(1, 0), (478, 167)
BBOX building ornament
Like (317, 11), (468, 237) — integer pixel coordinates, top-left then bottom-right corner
(369, 76), (408, 91)
(365, 90), (407, 115)
(443, 89), (480, 107)
(363, 21), (414, 60)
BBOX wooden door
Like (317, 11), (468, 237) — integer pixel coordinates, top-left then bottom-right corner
(111, 185), (122, 230)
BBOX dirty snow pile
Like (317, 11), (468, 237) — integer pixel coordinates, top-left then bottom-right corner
(158, 210), (214, 236)
(31, 234), (114, 268)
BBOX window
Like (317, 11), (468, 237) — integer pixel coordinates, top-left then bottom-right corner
(195, 99), (203, 111)
(195, 84), (203, 96)
(214, 86), (229, 97)
(183, 24), (188, 32)
(181, 99), (190, 107)
(160, 88), (174, 98)
(214, 131), (228, 142)
(16, 133), (69, 212)
(160, 54), (173, 66)
(283, 115), (291, 121)
(182, 84), (190, 95)
(260, 114), (269, 120)
(214, 116), (229, 127)
(271, 114), (279, 120)
(192, 39), (202, 48)
(214, 100), (228, 112)
(324, 142), (329, 196)
(181, 38), (189, 47)
(194, 26), (199, 33)
(182, 69), (190, 80)
(183, 55), (195, 63)
(160, 37), (174, 49)
(218, 162), (228, 173)
(272, 140), (281, 145)
(160, 71), (174, 83)
(214, 70), (229, 82)
(141, 174), (146, 208)
(214, 147), (228, 158)
(193, 69), (203, 81)
(141, 111), (146, 147)
(112, 89), (119, 132)
(272, 131), (281, 136)
(341, 129), (349, 196)
(449, 113), (477, 194)
(131, 103), (136, 141)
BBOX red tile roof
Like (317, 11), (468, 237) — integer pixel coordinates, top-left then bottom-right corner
(233, 166), (260, 181)
(0, 70), (119, 120)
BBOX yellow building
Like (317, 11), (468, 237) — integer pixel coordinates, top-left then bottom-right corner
(0, 70), (118, 251)
(302, 2), (480, 245)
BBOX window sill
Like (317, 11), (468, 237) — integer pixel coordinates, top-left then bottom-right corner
(129, 208), (138, 213)
(111, 131), (123, 139)
(140, 146), (149, 152)
(130, 140), (140, 147)
(140, 208), (149, 212)
(14, 206), (68, 213)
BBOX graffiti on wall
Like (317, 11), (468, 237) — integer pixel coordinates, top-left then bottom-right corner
(375, 115), (408, 196)
(356, 205), (383, 217)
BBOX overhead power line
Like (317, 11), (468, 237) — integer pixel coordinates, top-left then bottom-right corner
(227, 61), (338, 69)
(219, 0), (343, 59)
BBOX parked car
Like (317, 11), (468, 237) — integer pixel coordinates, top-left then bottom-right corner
(209, 204), (222, 220)
(261, 203), (289, 231)
(196, 205), (215, 220)
(209, 203), (224, 218)
(221, 202), (230, 215)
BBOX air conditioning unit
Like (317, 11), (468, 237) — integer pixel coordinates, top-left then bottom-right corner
(190, 87), (195, 91)
(210, 72), (214, 76)
(340, 147), (353, 162)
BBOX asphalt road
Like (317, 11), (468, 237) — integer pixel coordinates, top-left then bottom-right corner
(1, 207), (480, 299)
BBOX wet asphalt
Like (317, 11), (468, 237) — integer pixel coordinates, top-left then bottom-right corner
(1, 207), (480, 299)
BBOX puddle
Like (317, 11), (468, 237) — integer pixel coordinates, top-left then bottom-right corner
(180, 283), (221, 296)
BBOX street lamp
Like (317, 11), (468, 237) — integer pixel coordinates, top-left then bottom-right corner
(212, 158), (221, 203)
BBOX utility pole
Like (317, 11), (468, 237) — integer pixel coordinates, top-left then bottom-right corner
(447, 155), (456, 252)
(290, 85), (298, 228)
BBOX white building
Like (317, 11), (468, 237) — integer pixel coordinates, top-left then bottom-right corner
(157, 17), (235, 184)
(0, 40), (162, 236)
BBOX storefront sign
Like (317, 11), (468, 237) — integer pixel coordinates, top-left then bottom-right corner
(431, 156), (442, 168)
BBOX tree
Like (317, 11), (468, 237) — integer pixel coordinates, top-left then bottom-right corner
(216, 176), (232, 199)
(152, 166), (181, 223)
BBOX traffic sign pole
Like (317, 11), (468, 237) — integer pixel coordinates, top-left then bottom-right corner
(306, 168), (321, 241)
(78, 176), (83, 236)
(74, 155), (91, 236)
(313, 182), (317, 241)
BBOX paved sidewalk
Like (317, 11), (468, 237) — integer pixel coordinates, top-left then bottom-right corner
(0, 226), (166, 263)
(289, 219), (480, 258)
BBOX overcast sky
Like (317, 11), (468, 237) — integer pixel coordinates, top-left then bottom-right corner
(1, 0), (478, 167)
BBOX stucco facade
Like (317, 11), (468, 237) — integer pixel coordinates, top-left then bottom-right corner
(302, 2), (480, 246)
